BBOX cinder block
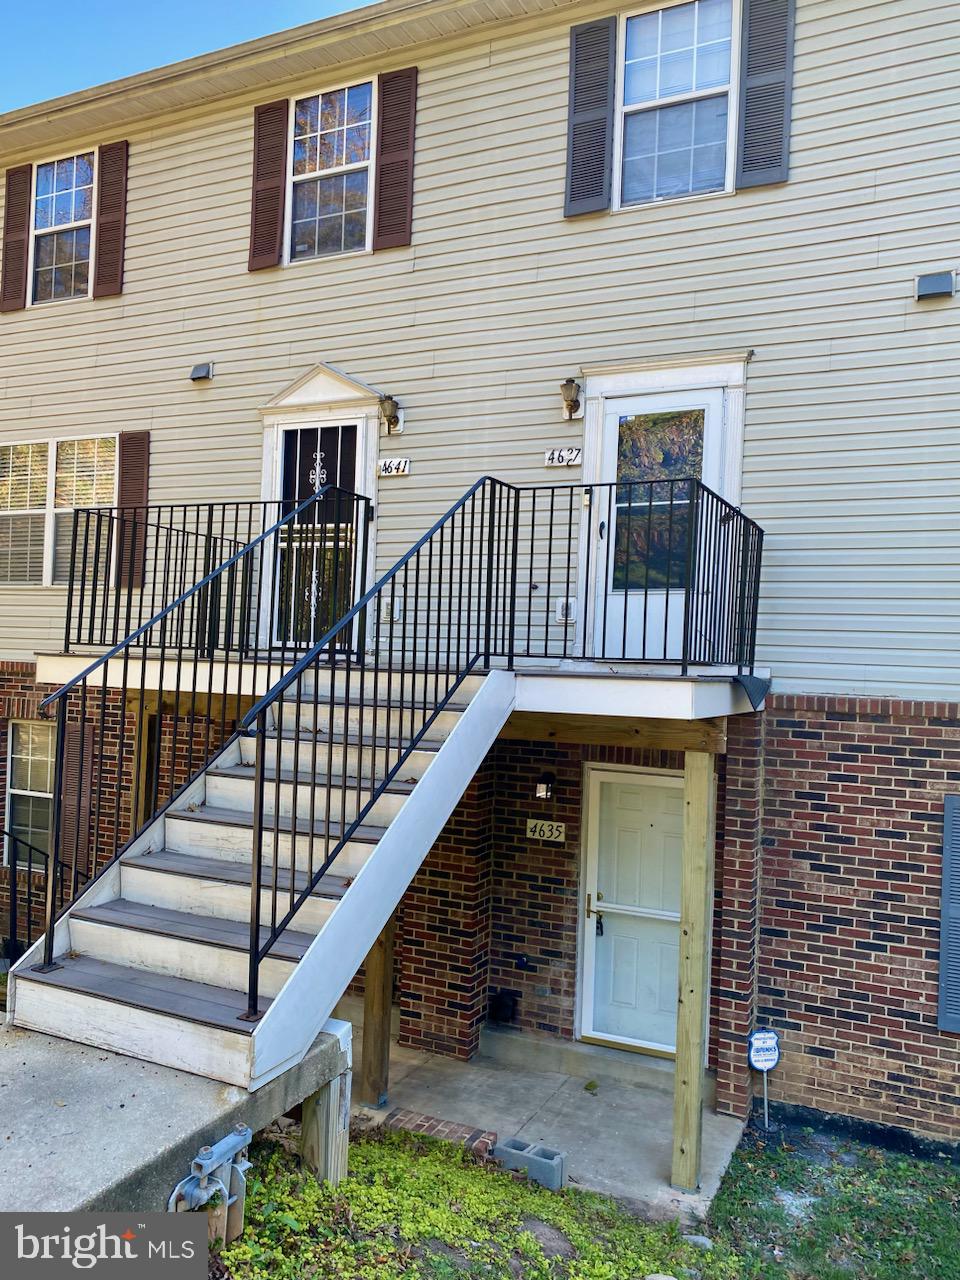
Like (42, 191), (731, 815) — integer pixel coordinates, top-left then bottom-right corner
(493, 1136), (567, 1190)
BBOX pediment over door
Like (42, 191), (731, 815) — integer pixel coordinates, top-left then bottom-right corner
(262, 363), (384, 416)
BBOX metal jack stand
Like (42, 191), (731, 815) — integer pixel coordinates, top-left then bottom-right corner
(168, 1124), (253, 1245)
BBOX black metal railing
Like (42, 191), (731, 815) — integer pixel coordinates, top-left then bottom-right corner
(2, 830), (64, 961)
(503, 478), (764, 667)
(63, 500), (362, 653)
(235, 476), (762, 1016)
(27, 473), (762, 1000)
(32, 486), (372, 970)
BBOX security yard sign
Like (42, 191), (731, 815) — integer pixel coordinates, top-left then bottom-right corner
(748, 1027), (781, 1073)
(748, 1027), (781, 1130)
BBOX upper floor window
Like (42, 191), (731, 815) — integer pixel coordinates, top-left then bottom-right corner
(617, 0), (734, 208)
(31, 151), (96, 304)
(289, 81), (374, 262)
(0, 435), (116, 584)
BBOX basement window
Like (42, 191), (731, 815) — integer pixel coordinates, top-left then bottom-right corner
(5, 721), (55, 870)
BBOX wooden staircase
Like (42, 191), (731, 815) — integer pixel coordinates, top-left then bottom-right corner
(8, 667), (514, 1089)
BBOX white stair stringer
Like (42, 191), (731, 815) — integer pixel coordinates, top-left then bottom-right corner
(246, 668), (516, 1089)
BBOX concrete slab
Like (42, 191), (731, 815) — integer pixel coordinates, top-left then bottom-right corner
(378, 1052), (571, 1137)
(0, 1018), (351, 1213)
(353, 1034), (742, 1223)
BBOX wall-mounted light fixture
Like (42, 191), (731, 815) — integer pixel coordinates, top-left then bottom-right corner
(560, 377), (581, 420)
(379, 394), (403, 434)
(189, 362), (214, 382)
(536, 770), (556, 800)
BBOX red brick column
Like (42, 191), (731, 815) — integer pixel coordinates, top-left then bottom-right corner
(715, 710), (765, 1117)
(397, 759), (494, 1058)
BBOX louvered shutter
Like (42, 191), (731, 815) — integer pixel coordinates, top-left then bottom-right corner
(248, 100), (289, 271)
(1, 165), (33, 313)
(92, 140), (129, 298)
(116, 430), (149, 589)
(736, 0), (796, 188)
(564, 18), (616, 217)
(939, 795), (960, 1033)
(373, 67), (418, 250)
(59, 720), (94, 873)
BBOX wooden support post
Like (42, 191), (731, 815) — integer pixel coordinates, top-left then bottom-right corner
(300, 1070), (351, 1185)
(671, 750), (716, 1192)
(357, 916), (395, 1108)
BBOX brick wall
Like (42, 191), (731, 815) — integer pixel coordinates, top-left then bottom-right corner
(397, 739), (733, 1073)
(397, 757), (496, 1057)
(759, 695), (960, 1140)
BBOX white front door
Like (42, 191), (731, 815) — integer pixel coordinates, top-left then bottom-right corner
(581, 769), (684, 1053)
(592, 389), (724, 660)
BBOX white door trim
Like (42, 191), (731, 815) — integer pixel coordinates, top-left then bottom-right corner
(260, 404), (378, 651)
(577, 761), (684, 1056)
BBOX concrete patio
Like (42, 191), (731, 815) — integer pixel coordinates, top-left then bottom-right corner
(346, 1014), (744, 1223)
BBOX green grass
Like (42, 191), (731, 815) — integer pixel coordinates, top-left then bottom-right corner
(219, 1128), (745, 1280)
(708, 1126), (960, 1280)
(217, 1123), (960, 1280)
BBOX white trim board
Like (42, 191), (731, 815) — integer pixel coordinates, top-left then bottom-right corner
(513, 672), (759, 719)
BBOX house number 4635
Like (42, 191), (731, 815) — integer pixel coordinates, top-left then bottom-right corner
(526, 819), (566, 843)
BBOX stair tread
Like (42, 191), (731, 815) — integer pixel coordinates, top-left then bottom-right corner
(123, 848), (354, 898)
(17, 953), (267, 1032)
(208, 762), (418, 794)
(72, 898), (316, 962)
(266, 727), (444, 752)
(280, 694), (471, 712)
(166, 804), (387, 844)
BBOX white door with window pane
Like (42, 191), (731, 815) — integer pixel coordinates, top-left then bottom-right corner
(581, 770), (684, 1052)
(593, 389), (723, 659)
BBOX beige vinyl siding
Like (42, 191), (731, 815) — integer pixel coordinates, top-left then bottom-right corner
(0, 0), (958, 697)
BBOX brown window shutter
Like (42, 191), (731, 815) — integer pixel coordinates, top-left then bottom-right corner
(59, 720), (95, 873)
(92, 140), (129, 299)
(1, 165), (33, 313)
(116, 430), (150, 588)
(372, 67), (418, 250)
(248, 100), (289, 271)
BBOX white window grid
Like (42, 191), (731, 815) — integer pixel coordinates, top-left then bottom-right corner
(0, 434), (118, 586)
(26, 149), (99, 308)
(283, 78), (378, 266)
(5, 719), (56, 869)
(612, 0), (742, 212)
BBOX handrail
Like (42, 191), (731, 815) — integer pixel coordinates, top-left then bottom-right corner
(2, 828), (58, 963)
(33, 484), (373, 970)
(31, 470), (762, 1003)
(240, 476), (493, 731)
(0, 829), (49, 866)
(41, 488), (352, 711)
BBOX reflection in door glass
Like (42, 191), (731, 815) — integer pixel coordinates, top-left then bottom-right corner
(613, 409), (704, 592)
(616, 409), (704, 488)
